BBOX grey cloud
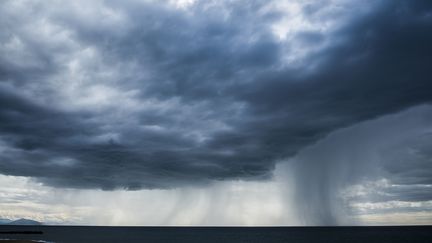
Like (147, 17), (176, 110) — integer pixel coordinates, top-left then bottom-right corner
(0, 0), (431, 194)
(285, 105), (432, 225)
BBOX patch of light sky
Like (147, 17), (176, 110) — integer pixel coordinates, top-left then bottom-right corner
(0, 174), (295, 226)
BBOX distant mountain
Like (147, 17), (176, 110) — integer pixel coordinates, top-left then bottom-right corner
(0, 218), (12, 224)
(4, 218), (42, 225)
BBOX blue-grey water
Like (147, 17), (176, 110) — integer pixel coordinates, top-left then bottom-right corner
(1, 226), (431, 243)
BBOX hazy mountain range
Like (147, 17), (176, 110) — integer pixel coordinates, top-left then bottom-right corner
(0, 218), (42, 225)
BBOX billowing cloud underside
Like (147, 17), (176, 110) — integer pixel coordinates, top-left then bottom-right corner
(0, 0), (431, 190)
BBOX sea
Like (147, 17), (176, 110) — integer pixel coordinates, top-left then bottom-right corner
(0, 226), (431, 243)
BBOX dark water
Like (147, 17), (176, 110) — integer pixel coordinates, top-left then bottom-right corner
(1, 226), (431, 243)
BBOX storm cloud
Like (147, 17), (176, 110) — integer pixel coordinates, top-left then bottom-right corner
(0, 0), (431, 199)
(283, 105), (432, 225)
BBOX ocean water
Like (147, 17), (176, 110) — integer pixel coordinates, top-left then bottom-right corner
(1, 226), (431, 243)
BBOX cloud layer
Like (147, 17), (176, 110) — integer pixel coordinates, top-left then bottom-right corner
(0, 0), (431, 193)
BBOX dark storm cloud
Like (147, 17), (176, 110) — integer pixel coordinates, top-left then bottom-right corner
(0, 0), (431, 191)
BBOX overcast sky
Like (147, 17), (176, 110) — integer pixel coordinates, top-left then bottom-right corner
(0, 0), (431, 225)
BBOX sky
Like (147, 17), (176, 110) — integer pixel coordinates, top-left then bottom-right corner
(0, 0), (431, 226)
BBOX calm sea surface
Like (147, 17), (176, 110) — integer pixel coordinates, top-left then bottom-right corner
(1, 226), (431, 243)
